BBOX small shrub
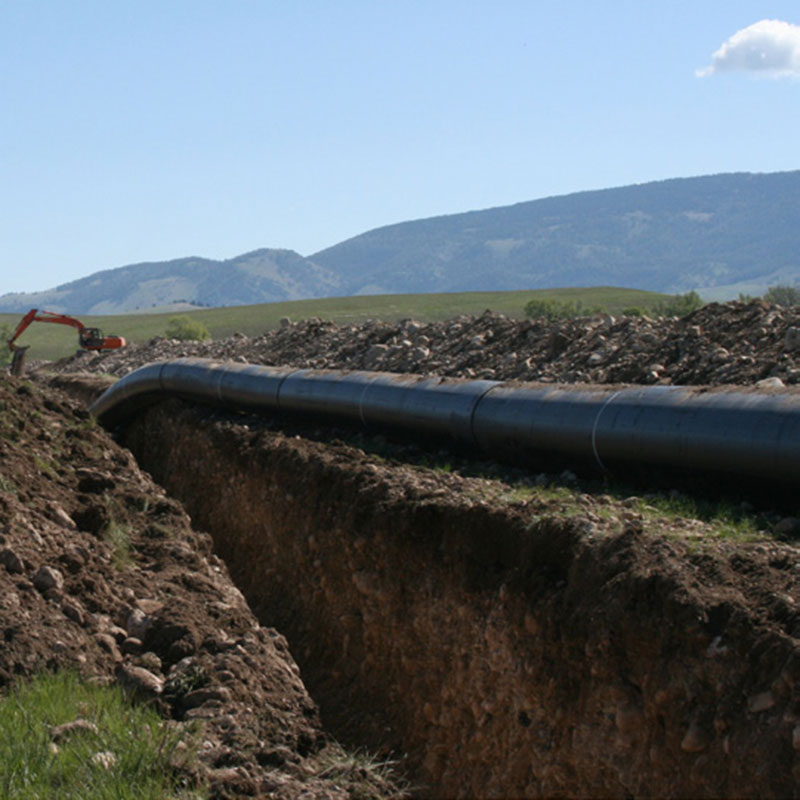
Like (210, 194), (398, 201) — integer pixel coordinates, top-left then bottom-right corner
(652, 290), (704, 318)
(621, 306), (644, 317)
(524, 298), (604, 321)
(164, 316), (211, 342)
(0, 324), (12, 368)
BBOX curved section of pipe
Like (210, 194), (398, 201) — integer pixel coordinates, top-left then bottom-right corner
(90, 357), (800, 482)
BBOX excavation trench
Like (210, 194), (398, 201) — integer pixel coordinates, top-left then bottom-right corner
(118, 397), (800, 798)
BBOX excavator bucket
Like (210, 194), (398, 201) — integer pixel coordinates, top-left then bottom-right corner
(10, 346), (29, 376)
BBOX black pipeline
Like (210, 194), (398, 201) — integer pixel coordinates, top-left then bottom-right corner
(90, 357), (800, 483)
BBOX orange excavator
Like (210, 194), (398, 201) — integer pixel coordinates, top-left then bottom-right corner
(6, 309), (126, 374)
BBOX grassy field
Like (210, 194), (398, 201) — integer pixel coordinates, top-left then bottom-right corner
(1, 286), (668, 362)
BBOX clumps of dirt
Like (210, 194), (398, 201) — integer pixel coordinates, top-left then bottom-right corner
(0, 375), (408, 799)
(49, 299), (800, 386)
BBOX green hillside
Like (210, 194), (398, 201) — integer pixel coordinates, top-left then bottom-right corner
(1, 287), (667, 362)
(312, 171), (800, 299)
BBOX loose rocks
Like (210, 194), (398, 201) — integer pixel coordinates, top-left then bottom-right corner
(49, 300), (800, 388)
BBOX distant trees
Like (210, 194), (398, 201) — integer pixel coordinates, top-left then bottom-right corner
(0, 324), (11, 367)
(763, 285), (800, 306)
(164, 316), (211, 341)
(523, 298), (603, 321)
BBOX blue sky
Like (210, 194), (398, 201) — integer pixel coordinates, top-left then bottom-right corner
(2, 1), (799, 294)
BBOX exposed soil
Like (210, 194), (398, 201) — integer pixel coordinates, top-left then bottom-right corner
(6, 298), (800, 797)
(0, 376), (405, 799)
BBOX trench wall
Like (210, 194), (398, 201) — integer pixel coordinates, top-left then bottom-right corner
(124, 400), (800, 798)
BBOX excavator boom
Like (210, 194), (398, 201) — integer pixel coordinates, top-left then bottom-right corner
(7, 308), (126, 353)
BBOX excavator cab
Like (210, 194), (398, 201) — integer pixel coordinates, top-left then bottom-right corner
(78, 327), (126, 351)
(79, 327), (108, 350)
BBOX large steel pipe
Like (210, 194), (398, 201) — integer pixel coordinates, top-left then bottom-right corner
(280, 371), (500, 440)
(472, 384), (800, 477)
(90, 357), (800, 483)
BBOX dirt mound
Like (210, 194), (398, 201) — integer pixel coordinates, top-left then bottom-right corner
(0, 376), (405, 798)
(48, 299), (800, 387)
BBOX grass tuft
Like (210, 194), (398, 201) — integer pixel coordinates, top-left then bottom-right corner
(103, 521), (134, 568)
(0, 472), (16, 494)
(309, 744), (412, 800)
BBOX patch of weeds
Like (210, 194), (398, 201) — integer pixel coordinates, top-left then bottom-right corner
(0, 670), (204, 799)
(163, 663), (209, 705)
(627, 491), (767, 542)
(0, 472), (16, 494)
(499, 484), (539, 504)
(33, 455), (58, 480)
(497, 480), (583, 512)
(104, 521), (134, 568)
(698, 508), (763, 542)
(1, 426), (19, 442)
(76, 415), (97, 432)
(309, 744), (411, 800)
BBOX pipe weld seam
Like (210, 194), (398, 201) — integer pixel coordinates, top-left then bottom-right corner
(275, 369), (302, 412)
(591, 390), (622, 474)
(469, 382), (503, 449)
(358, 375), (382, 427)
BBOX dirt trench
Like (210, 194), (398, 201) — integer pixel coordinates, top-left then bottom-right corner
(121, 399), (800, 798)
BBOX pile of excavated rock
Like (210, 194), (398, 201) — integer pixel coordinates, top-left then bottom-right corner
(49, 300), (800, 387)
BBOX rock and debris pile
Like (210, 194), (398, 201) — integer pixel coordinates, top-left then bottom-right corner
(0, 376), (407, 799)
(49, 300), (800, 386)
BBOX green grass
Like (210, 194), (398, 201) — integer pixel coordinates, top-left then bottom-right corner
(0, 671), (203, 799)
(103, 521), (134, 569)
(631, 491), (765, 542)
(0, 472), (16, 493)
(0, 286), (669, 361)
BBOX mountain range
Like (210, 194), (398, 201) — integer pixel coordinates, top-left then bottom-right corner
(2, 170), (799, 314)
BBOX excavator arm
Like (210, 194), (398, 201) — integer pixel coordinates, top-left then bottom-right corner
(8, 309), (83, 350)
(7, 309), (126, 353)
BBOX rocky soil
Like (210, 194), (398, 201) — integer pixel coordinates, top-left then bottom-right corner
(48, 299), (800, 387)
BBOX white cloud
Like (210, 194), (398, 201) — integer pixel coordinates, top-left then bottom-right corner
(697, 19), (800, 78)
